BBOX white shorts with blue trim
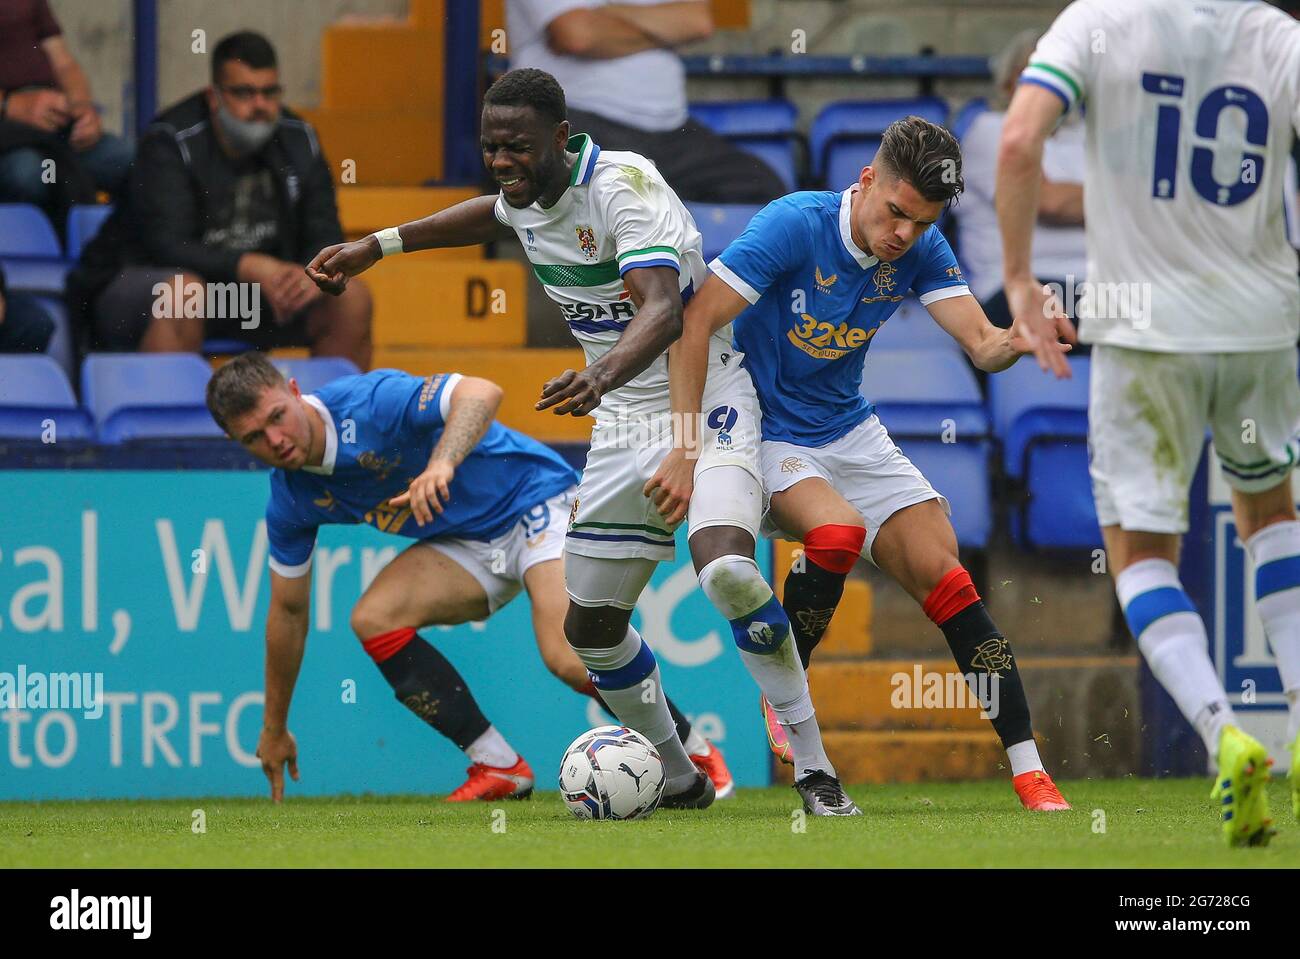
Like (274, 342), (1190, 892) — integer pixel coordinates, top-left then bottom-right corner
(564, 360), (763, 563)
(1089, 345), (1300, 534)
(424, 485), (575, 613)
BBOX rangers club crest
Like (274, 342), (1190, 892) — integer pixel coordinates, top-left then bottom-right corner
(576, 225), (598, 260)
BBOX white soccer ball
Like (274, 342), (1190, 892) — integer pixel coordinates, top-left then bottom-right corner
(558, 724), (665, 821)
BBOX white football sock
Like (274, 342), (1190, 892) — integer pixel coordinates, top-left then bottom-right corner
(1244, 521), (1300, 742)
(698, 553), (834, 778)
(466, 725), (518, 768)
(1006, 739), (1045, 776)
(1117, 558), (1235, 762)
(570, 626), (696, 783)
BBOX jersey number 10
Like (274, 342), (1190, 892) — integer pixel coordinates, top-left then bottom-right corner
(1141, 72), (1268, 207)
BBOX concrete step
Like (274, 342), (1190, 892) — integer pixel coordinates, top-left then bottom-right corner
(773, 729), (1009, 784)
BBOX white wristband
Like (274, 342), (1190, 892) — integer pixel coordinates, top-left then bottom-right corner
(372, 226), (404, 257)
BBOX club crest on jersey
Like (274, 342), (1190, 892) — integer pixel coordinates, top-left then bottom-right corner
(357, 451), (401, 482)
(576, 225), (598, 261)
(861, 261), (904, 305)
(814, 265), (838, 293)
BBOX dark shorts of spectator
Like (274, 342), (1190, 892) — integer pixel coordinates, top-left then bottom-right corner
(566, 107), (787, 205)
(91, 266), (313, 351)
(0, 290), (54, 353)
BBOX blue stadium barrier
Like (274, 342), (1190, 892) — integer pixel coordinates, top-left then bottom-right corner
(272, 356), (362, 394)
(0, 203), (69, 295)
(65, 203), (114, 261)
(952, 97), (990, 143)
(81, 352), (224, 443)
(867, 295), (963, 353)
(685, 202), (762, 262)
(811, 97), (950, 186)
(689, 99), (802, 190)
(0, 354), (93, 441)
(987, 355), (1099, 549)
(863, 348), (992, 547)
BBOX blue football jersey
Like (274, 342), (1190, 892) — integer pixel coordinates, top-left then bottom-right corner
(265, 370), (579, 577)
(713, 189), (970, 448)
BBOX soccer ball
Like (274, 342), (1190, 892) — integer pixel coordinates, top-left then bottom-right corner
(558, 725), (665, 820)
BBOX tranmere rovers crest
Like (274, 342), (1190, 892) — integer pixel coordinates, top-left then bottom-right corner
(576, 225), (598, 260)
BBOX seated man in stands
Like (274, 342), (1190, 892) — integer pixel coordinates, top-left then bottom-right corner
(0, 0), (134, 216)
(957, 29), (1086, 336)
(68, 31), (371, 368)
(507, 0), (786, 204)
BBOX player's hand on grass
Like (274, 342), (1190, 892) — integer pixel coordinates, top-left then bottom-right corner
(644, 446), (694, 527)
(1005, 275), (1076, 379)
(257, 726), (299, 802)
(305, 238), (381, 296)
(536, 368), (604, 416)
(388, 460), (455, 525)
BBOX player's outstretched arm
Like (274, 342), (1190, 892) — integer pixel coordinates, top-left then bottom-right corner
(389, 376), (504, 525)
(645, 274), (750, 525)
(537, 265), (683, 416)
(996, 82), (1073, 378)
(928, 291), (1070, 374)
(260, 569), (311, 802)
(305, 195), (510, 295)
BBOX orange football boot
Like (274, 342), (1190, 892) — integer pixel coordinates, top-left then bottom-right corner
(446, 757), (534, 802)
(1013, 769), (1071, 811)
(690, 741), (735, 799)
(761, 694), (793, 765)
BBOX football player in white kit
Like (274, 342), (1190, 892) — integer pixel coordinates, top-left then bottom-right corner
(998, 0), (1300, 845)
(306, 69), (844, 813)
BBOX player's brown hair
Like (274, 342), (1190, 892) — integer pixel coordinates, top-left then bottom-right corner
(874, 116), (965, 206)
(206, 351), (287, 434)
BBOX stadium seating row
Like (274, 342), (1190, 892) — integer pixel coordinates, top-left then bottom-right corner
(0, 350), (1096, 549)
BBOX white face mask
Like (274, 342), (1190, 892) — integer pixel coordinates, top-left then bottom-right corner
(215, 100), (278, 156)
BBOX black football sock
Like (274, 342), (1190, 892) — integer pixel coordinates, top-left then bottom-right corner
(375, 633), (491, 750)
(939, 602), (1034, 748)
(782, 561), (847, 668)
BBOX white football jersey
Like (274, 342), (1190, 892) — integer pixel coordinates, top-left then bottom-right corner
(495, 134), (736, 425)
(1022, 0), (1300, 352)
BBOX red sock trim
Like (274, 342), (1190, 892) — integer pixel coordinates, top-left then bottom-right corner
(803, 524), (867, 575)
(361, 627), (417, 664)
(922, 567), (980, 625)
(578, 679), (599, 700)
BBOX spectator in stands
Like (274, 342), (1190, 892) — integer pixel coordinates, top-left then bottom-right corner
(958, 30), (1086, 334)
(0, 0), (134, 219)
(0, 263), (54, 353)
(507, 0), (786, 203)
(68, 31), (371, 368)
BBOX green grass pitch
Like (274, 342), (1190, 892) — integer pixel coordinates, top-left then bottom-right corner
(2, 778), (1296, 868)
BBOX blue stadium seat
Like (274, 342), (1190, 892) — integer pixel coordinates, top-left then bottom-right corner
(867, 295), (963, 353)
(65, 204), (114, 261)
(0, 355), (93, 441)
(862, 349), (992, 547)
(0, 203), (68, 294)
(689, 100), (801, 190)
(81, 353), (224, 443)
(951, 97), (990, 143)
(272, 357), (361, 394)
(811, 97), (950, 187)
(987, 355), (1098, 549)
(31, 295), (75, 380)
(685, 203), (763, 262)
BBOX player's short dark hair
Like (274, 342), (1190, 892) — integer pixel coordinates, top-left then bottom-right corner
(874, 116), (965, 206)
(482, 68), (566, 126)
(206, 351), (286, 434)
(212, 31), (278, 83)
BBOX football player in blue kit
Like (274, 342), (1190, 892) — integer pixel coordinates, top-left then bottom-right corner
(650, 116), (1074, 811)
(205, 352), (732, 802)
